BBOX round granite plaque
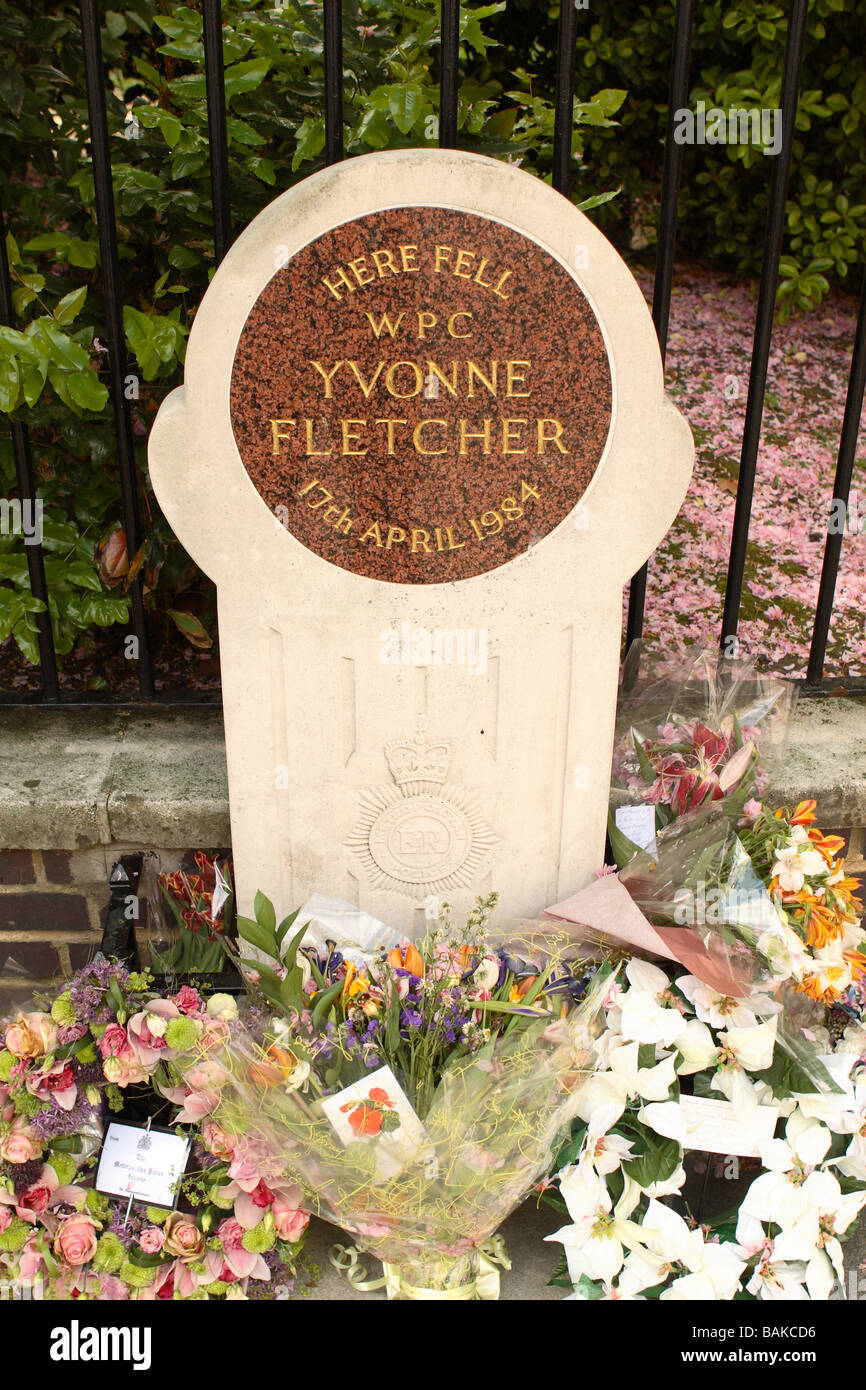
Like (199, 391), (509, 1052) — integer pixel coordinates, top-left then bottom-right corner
(230, 206), (613, 583)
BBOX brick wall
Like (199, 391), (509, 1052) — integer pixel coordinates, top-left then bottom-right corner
(0, 845), (196, 1007)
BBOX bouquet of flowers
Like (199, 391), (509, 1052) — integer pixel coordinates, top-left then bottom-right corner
(0, 961), (309, 1300)
(174, 891), (612, 1299)
(609, 647), (793, 864)
(145, 852), (234, 978)
(546, 950), (866, 1301)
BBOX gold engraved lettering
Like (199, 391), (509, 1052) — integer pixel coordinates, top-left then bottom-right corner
(385, 525), (406, 549)
(374, 418), (407, 454)
(341, 419), (367, 455)
(493, 270), (512, 300)
(321, 267), (355, 301)
(399, 244), (419, 272)
(310, 360), (344, 398)
(385, 361), (424, 398)
(305, 418), (331, 456)
(433, 245), (452, 273)
(413, 419), (448, 455)
(416, 311), (437, 339)
(459, 419), (492, 454)
(349, 256), (374, 287)
(270, 419), (296, 454)
(453, 248), (476, 278)
(537, 418), (567, 454)
(360, 521), (384, 547)
(467, 362), (497, 398)
(502, 419), (528, 455)
(473, 257), (493, 289)
(506, 361), (530, 397)
(447, 312), (472, 339)
(347, 361), (385, 398)
(371, 248), (399, 278)
(411, 529), (432, 552)
(365, 311), (404, 339)
(426, 361), (458, 397)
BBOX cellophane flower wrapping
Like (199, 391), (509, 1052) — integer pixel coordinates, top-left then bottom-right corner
(610, 645), (795, 859)
(605, 799), (862, 1093)
(174, 899), (614, 1292)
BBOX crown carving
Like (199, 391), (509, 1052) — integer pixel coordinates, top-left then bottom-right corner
(385, 717), (453, 795)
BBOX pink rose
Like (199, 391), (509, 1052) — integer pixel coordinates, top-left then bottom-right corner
(162, 1211), (205, 1262)
(0, 1207), (12, 1233)
(0, 1117), (42, 1165)
(5, 1011), (57, 1059)
(139, 1226), (164, 1253)
(273, 1199), (309, 1244)
(217, 1217), (245, 1252)
(53, 1213), (99, 1267)
(174, 985), (202, 1015)
(99, 1022), (128, 1058)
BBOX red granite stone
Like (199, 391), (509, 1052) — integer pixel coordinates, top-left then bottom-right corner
(230, 206), (612, 584)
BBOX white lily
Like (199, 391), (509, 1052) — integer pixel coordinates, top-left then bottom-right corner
(773, 847), (805, 893)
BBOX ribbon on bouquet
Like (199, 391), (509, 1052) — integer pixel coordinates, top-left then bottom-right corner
(329, 1236), (511, 1300)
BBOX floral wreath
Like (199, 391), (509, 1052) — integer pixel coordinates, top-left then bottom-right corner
(547, 954), (866, 1301)
(0, 961), (310, 1301)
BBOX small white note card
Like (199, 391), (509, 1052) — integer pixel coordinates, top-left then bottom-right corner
(321, 1065), (426, 1180)
(96, 1123), (191, 1208)
(615, 803), (658, 853)
(680, 1096), (779, 1158)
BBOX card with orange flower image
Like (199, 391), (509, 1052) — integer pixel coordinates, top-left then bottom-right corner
(321, 1066), (427, 1180)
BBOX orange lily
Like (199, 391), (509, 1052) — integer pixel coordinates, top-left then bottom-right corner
(792, 800), (817, 825)
(251, 1043), (298, 1088)
(385, 942), (425, 978)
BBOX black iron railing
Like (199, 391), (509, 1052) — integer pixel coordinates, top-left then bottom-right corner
(1, 0), (864, 707)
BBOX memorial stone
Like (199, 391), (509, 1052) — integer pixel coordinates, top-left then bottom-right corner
(149, 148), (693, 929)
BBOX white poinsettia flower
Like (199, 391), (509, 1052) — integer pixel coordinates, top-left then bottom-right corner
(746, 1257), (809, 1300)
(619, 988), (685, 1049)
(794, 1055), (858, 1131)
(709, 1017), (778, 1119)
(639, 1199), (703, 1271)
(574, 1071), (629, 1127)
(742, 1111), (833, 1230)
(676, 974), (765, 1029)
(579, 1103), (635, 1176)
(672, 1017), (719, 1074)
(625, 958), (671, 996)
(546, 1180), (647, 1288)
(659, 1239), (746, 1301)
(642, 1165), (687, 1198)
(734, 1210), (772, 1260)
(637, 1100), (687, 1144)
(719, 1016), (778, 1072)
(608, 1041), (678, 1101)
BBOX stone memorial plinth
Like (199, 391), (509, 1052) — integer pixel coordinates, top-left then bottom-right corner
(149, 149), (693, 929)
